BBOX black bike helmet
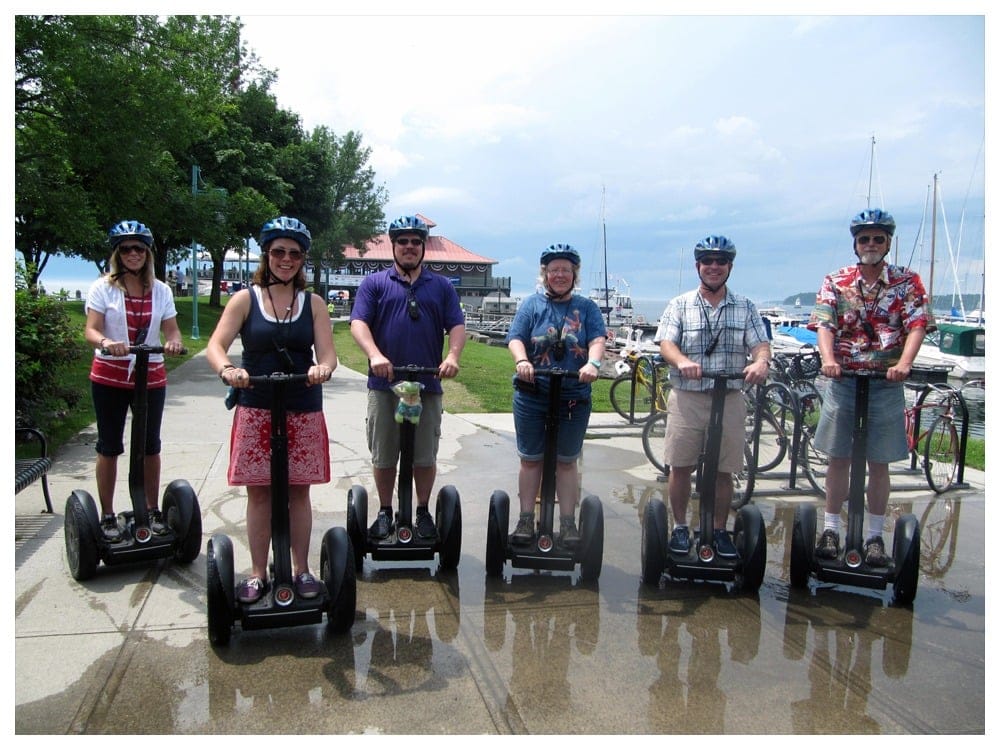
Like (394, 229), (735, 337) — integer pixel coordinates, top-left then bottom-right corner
(693, 235), (736, 261)
(849, 208), (896, 238)
(108, 220), (154, 248)
(540, 243), (581, 266)
(259, 216), (312, 252)
(388, 215), (429, 241)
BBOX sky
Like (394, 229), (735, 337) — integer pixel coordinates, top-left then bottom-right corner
(26, 2), (991, 312)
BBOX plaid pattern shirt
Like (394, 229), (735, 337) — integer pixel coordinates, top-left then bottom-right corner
(807, 263), (933, 370)
(654, 287), (770, 391)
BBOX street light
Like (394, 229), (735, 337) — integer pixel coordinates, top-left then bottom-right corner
(190, 164), (227, 339)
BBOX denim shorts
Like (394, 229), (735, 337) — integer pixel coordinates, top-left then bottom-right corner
(366, 389), (442, 468)
(813, 377), (908, 462)
(512, 390), (591, 462)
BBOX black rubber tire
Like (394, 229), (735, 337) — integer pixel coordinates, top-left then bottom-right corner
(435, 485), (462, 570)
(321, 526), (358, 633)
(790, 504), (817, 588)
(163, 479), (201, 563)
(64, 490), (100, 581)
(346, 484), (368, 572)
(485, 491), (510, 578)
(206, 534), (235, 646)
(755, 384), (793, 472)
(641, 498), (669, 587)
(641, 411), (670, 476)
(923, 415), (959, 494)
(892, 513), (921, 606)
(578, 495), (604, 583)
(734, 504), (766, 593)
(610, 372), (656, 424)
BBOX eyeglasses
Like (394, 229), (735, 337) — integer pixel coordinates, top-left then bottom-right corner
(546, 268), (574, 277)
(699, 256), (730, 266)
(856, 235), (887, 246)
(407, 288), (421, 321)
(269, 248), (304, 260)
(118, 245), (147, 255)
(395, 238), (424, 247)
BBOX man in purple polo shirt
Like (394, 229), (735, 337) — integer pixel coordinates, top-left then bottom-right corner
(350, 215), (466, 540)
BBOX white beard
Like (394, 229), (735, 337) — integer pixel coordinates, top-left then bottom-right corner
(858, 251), (885, 266)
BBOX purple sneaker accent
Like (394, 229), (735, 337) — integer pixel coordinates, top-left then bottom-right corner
(294, 572), (321, 599)
(237, 576), (267, 604)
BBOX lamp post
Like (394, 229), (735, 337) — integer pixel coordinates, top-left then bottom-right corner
(190, 165), (201, 339)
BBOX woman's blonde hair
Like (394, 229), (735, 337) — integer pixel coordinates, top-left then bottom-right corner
(106, 245), (156, 291)
(537, 263), (580, 294)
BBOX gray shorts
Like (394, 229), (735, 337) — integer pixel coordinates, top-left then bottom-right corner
(366, 389), (442, 469)
(813, 377), (908, 462)
(662, 389), (746, 473)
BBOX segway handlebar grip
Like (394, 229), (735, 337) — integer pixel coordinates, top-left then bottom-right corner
(529, 368), (582, 379)
(391, 364), (441, 378)
(101, 345), (188, 356)
(700, 370), (747, 381)
(838, 369), (888, 380)
(245, 372), (311, 387)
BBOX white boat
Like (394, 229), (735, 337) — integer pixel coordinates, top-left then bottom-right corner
(915, 323), (985, 379)
(759, 305), (816, 353)
(590, 276), (634, 329)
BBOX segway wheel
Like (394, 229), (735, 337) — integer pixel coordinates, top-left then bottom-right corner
(65, 490), (100, 581)
(891, 513), (921, 606)
(206, 534), (235, 646)
(790, 504), (817, 588)
(320, 527), (358, 633)
(346, 484), (368, 572)
(734, 503), (766, 593)
(641, 498), (668, 587)
(163, 479), (202, 563)
(486, 490), (510, 578)
(578, 495), (604, 583)
(436, 485), (462, 570)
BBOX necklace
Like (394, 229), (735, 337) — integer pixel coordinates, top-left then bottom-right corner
(265, 286), (295, 324)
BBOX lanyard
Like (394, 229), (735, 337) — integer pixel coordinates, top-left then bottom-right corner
(857, 278), (885, 322)
(698, 295), (725, 356)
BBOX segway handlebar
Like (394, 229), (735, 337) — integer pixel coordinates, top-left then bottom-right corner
(838, 369), (888, 380)
(391, 365), (441, 378)
(245, 372), (311, 387)
(529, 368), (582, 379)
(700, 370), (747, 381)
(101, 344), (188, 356)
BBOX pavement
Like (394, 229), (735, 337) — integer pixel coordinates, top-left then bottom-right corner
(11, 341), (988, 735)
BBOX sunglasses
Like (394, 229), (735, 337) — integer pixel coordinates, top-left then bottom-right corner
(407, 288), (421, 321)
(118, 245), (147, 255)
(269, 247), (304, 260)
(699, 256), (730, 266)
(395, 238), (424, 247)
(856, 235), (887, 246)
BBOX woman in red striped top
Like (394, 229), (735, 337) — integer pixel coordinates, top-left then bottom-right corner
(83, 220), (185, 543)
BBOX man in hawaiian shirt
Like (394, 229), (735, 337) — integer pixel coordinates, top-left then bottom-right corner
(807, 209), (934, 567)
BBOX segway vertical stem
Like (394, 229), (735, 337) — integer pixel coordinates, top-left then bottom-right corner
(538, 371), (563, 540)
(128, 346), (151, 530)
(268, 376), (294, 588)
(846, 374), (871, 555)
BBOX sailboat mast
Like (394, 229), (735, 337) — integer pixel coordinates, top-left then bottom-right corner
(866, 135), (876, 209)
(602, 187), (610, 326)
(929, 172), (938, 306)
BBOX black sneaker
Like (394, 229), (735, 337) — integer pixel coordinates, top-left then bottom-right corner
(815, 529), (840, 559)
(148, 508), (169, 536)
(369, 508), (393, 540)
(864, 535), (890, 567)
(558, 518), (580, 547)
(101, 513), (122, 543)
(415, 507), (437, 539)
(511, 514), (535, 544)
(713, 529), (738, 559)
(669, 526), (691, 555)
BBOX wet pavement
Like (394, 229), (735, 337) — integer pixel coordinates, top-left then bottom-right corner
(12, 345), (986, 734)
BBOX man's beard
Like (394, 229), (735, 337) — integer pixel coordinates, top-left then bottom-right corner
(858, 251), (886, 266)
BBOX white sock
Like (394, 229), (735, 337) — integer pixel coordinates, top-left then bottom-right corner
(824, 512), (840, 534)
(868, 514), (885, 539)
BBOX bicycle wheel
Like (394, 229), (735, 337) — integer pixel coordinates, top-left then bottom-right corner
(753, 383), (793, 472)
(610, 372), (656, 423)
(798, 428), (828, 497)
(641, 411), (669, 476)
(923, 414), (959, 493)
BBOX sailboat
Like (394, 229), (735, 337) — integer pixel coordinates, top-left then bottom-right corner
(588, 188), (635, 332)
(911, 172), (985, 379)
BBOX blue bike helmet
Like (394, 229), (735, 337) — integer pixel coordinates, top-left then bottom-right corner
(540, 243), (581, 266)
(850, 208), (896, 238)
(388, 215), (429, 241)
(693, 235), (736, 261)
(108, 220), (154, 248)
(259, 216), (311, 252)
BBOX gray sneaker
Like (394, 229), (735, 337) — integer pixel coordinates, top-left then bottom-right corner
(511, 515), (535, 544)
(864, 535), (890, 567)
(415, 508), (437, 539)
(148, 508), (169, 536)
(101, 513), (122, 543)
(669, 526), (691, 555)
(558, 517), (580, 547)
(815, 529), (840, 559)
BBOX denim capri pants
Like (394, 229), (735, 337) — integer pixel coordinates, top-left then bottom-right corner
(512, 390), (591, 462)
(813, 376), (908, 463)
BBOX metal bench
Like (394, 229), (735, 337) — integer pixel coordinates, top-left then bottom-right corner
(15, 427), (54, 513)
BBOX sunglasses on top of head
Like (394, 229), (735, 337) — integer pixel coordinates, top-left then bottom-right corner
(269, 247), (304, 260)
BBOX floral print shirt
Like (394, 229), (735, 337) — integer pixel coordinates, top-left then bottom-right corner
(808, 263), (933, 370)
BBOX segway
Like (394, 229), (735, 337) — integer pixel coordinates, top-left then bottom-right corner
(789, 370), (920, 604)
(486, 368), (604, 583)
(206, 372), (357, 645)
(65, 344), (201, 581)
(346, 365), (462, 572)
(641, 372), (766, 593)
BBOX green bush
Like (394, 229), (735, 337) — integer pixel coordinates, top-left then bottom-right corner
(14, 261), (87, 428)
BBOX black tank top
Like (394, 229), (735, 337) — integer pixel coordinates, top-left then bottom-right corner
(237, 286), (321, 412)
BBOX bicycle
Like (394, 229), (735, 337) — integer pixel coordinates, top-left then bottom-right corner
(610, 349), (669, 424)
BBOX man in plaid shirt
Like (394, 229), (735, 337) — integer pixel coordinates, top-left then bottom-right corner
(654, 235), (771, 559)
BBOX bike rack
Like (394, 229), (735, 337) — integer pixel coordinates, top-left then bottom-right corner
(907, 382), (972, 490)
